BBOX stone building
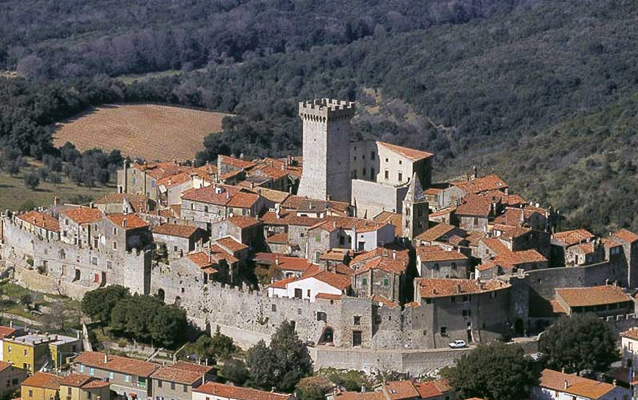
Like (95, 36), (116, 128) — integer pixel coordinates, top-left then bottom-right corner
(117, 161), (194, 201)
(416, 246), (468, 279)
(151, 223), (205, 259)
(150, 362), (213, 400)
(351, 255), (407, 303)
(553, 285), (634, 317)
(297, 99), (355, 203)
(413, 278), (512, 346)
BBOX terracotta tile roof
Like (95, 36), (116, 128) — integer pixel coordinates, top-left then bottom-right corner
(61, 374), (108, 389)
(268, 276), (298, 289)
(187, 245), (239, 268)
(151, 365), (205, 385)
(152, 223), (199, 238)
(373, 211), (403, 236)
(491, 224), (531, 240)
(94, 193), (150, 213)
(556, 285), (631, 308)
(481, 237), (546, 268)
(621, 327), (638, 341)
(417, 246), (468, 262)
(181, 185), (241, 205)
(171, 361), (214, 375)
(414, 380), (451, 398)
(465, 231), (487, 247)
(377, 141), (434, 161)
(415, 224), (457, 242)
(614, 228), (638, 243)
(226, 216), (262, 229)
(335, 392), (386, 400)
(354, 257), (407, 276)
(0, 326), (17, 338)
(249, 164), (288, 181)
(575, 242), (596, 254)
(430, 207), (456, 218)
(75, 351), (159, 377)
(383, 380), (419, 400)
(416, 278), (510, 298)
(455, 194), (496, 217)
(107, 214), (149, 230)
(194, 382), (291, 400)
(132, 162), (193, 180)
(539, 369), (616, 399)
(227, 192), (260, 209)
(372, 295), (399, 308)
(315, 293), (343, 300)
(220, 170), (244, 181)
(322, 216), (388, 233)
(553, 229), (595, 247)
(22, 372), (63, 390)
(17, 211), (60, 232)
(215, 236), (248, 253)
(305, 270), (352, 290)
(260, 211), (321, 227)
(267, 233), (288, 244)
(218, 155), (256, 170)
(334, 263), (355, 276)
(157, 172), (193, 189)
(350, 246), (410, 266)
(249, 187), (289, 204)
(63, 207), (103, 224)
(319, 250), (349, 261)
(275, 256), (313, 272)
(602, 237), (623, 249)
(452, 174), (508, 195)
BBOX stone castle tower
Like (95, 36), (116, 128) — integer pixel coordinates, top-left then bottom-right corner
(297, 99), (355, 202)
(402, 173), (429, 239)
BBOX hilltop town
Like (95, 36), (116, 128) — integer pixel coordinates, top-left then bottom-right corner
(0, 98), (637, 400)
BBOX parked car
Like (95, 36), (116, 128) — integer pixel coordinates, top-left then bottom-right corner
(448, 339), (467, 349)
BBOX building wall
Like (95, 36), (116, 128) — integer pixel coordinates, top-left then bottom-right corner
(152, 380), (198, 400)
(0, 365), (27, 396)
(21, 385), (58, 400)
(351, 179), (408, 218)
(417, 257), (468, 279)
(351, 269), (400, 303)
(74, 365), (151, 399)
(458, 215), (488, 233)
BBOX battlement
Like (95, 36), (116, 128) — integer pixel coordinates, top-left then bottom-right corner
(299, 98), (356, 120)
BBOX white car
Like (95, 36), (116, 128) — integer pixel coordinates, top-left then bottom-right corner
(448, 339), (467, 349)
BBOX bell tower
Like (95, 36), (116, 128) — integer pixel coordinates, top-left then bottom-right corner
(402, 173), (429, 239)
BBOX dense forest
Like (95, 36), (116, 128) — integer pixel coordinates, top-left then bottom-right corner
(1, 0), (638, 233)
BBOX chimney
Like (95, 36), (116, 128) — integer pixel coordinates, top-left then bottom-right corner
(122, 218), (127, 228)
(613, 379), (617, 387)
(275, 257), (279, 266)
(104, 353), (108, 363)
(456, 284), (462, 294)
(54, 197), (60, 206)
(271, 387), (276, 393)
(564, 380), (568, 390)
(392, 250), (396, 260)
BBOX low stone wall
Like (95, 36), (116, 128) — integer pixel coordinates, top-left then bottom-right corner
(14, 265), (91, 300)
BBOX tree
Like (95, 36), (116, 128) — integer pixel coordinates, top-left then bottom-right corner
(23, 172), (40, 190)
(20, 294), (33, 311)
(82, 285), (130, 325)
(269, 320), (313, 392)
(186, 327), (236, 362)
(221, 358), (249, 385)
(540, 313), (618, 375)
(295, 376), (332, 400)
(246, 340), (277, 390)
(444, 342), (539, 400)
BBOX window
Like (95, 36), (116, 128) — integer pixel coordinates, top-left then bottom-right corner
(113, 228), (117, 235)
(354, 316), (361, 325)
(171, 382), (176, 390)
(28, 390), (33, 398)
(23, 349), (27, 356)
(91, 257), (98, 265)
(204, 206), (209, 212)
(107, 261), (112, 269)
(317, 312), (327, 322)
(109, 372), (114, 380)
(425, 298), (432, 304)
(157, 380), (162, 388)
(271, 304), (277, 312)
(383, 278), (389, 286)
(362, 168), (366, 177)
(315, 234), (321, 242)
(113, 242), (117, 250)
(125, 375), (131, 383)
(433, 263), (439, 271)
(67, 388), (72, 395)
(89, 367), (94, 376)
(473, 217), (479, 227)
(307, 289), (311, 298)
(361, 277), (367, 286)
(11, 379), (17, 385)
(399, 160), (403, 165)
(462, 309), (471, 317)
(87, 393), (92, 400)
(353, 331), (362, 346)
(294, 288), (302, 299)
(79, 364), (84, 372)
(398, 172), (403, 182)
(371, 151), (375, 159)
(451, 262), (457, 270)
(451, 297), (456, 303)
(440, 326), (447, 336)
(370, 167), (375, 177)
(384, 170), (389, 180)
(183, 384), (188, 393)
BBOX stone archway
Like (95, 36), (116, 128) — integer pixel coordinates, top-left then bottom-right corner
(157, 289), (165, 301)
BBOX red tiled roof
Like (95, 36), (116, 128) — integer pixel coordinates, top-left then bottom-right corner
(416, 278), (510, 298)
(267, 233), (289, 244)
(553, 229), (595, 247)
(539, 369), (616, 399)
(354, 257), (407, 276)
(181, 185), (241, 205)
(226, 216), (262, 229)
(621, 327), (638, 341)
(22, 372), (63, 390)
(315, 293), (343, 301)
(614, 229), (638, 244)
(556, 285), (631, 308)
(377, 141), (434, 161)
(430, 207), (456, 218)
(107, 214), (149, 230)
(417, 246), (468, 262)
(455, 194), (495, 217)
(215, 236), (248, 253)
(227, 192), (260, 209)
(452, 174), (508, 195)
(383, 380), (419, 400)
(157, 172), (192, 189)
(372, 295), (399, 308)
(218, 155), (256, 170)
(335, 392), (385, 400)
(194, 382), (291, 400)
(414, 224), (457, 242)
(260, 211), (320, 227)
(63, 207), (103, 224)
(350, 246), (410, 266)
(17, 211), (60, 232)
(152, 223), (199, 238)
(151, 365), (205, 385)
(75, 351), (159, 377)
(131, 162), (193, 180)
(304, 270), (352, 290)
(0, 326), (17, 338)
(61, 374), (108, 389)
(414, 380), (451, 398)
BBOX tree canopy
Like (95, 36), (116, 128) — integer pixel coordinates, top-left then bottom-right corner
(81, 285), (130, 324)
(540, 313), (618, 375)
(445, 342), (539, 400)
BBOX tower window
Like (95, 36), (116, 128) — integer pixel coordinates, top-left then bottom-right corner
(362, 168), (366, 177)
(385, 171), (389, 180)
(398, 172), (403, 181)
(371, 151), (375, 159)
